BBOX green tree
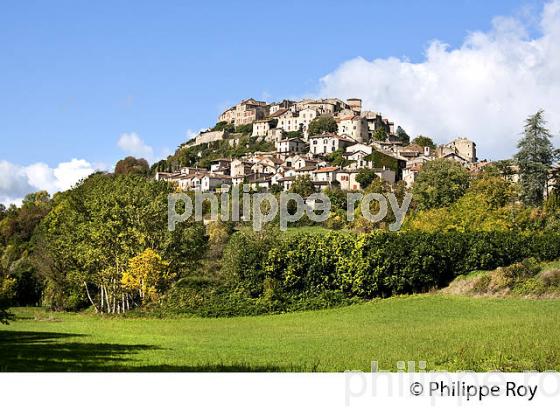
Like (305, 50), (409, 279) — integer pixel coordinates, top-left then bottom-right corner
(289, 175), (316, 197)
(326, 149), (350, 167)
(0, 191), (52, 308)
(355, 168), (378, 189)
(150, 159), (172, 175)
(235, 123), (253, 134)
(371, 128), (388, 142)
(515, 110), (555, 206)
(114, 156), (150, 176)
(412, 136), (436, 149)
(284, 130), (303, 139)
(35, 174), (207, 313)
(412, 159), (470, 210)
(308, 115), (338, 136)
(395, 126), (410, 145)
(469, 169), (517, 209)
(212, 121), (235, 132)
(493, 159), (516, 179)
(0, 274), (16, 324)
(270, 184), (282, 194)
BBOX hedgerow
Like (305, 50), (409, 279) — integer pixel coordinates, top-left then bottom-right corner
(156, 230), (560, 316)
(227, 230), (560, 299)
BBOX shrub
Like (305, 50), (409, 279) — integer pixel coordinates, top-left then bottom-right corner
(500, 258), (541, 283)
(540, 269), (560, 287)
(471, 274), (492, 294)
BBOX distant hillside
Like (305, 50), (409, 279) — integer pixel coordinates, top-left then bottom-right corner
(151, 127), (274, 173)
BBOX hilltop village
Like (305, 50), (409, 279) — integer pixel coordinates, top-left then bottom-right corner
(155, 97), (478, 192)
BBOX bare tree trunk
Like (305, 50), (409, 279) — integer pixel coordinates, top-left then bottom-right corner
(100, 285), (104, 313)
(83, 282), (98, 313)
(112, 284), (116, 314)
(104, 285), (110, 313)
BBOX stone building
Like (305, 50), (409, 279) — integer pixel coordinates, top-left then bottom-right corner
(436, 137), (477, 163)
(218, 98), (268, 127)
(337, 115), (368, 143)
(309, 133), (356, 155)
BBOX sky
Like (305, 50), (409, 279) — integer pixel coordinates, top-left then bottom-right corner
(1, 0), (559, 205)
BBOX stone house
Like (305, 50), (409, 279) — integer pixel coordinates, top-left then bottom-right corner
(336, 170), (361, 191)
(337, 115), (368, 143)
(343, 150), (373, 170)
(276, 137), (307, 155)
(210, 159), (232, 175)
(269, 99), (295, 115)
(251, 161), (277, 174)
(311, 166), (339, 186)
(275, 109), (302, 133)
(346, 143), (373, 155)
(361, 111), (394, 138)
(201, 174), (233, 192)
(230, 159), (253, 177)
(436, 138), (477, 163)
(218, 98), (268, 127)
(252, 119), (272, 137)
(309, 133), (356, 155)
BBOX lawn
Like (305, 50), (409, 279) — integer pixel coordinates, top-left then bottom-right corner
(1, 295), (559, 372)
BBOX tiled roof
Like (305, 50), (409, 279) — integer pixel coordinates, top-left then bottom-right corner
(269, 108), (290, 117)
(313, 166), (339, 173)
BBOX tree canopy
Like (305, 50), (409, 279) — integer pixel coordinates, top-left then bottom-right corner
(355, 168), (378, 189)
(412, 159), (470, 210)
(515, 110), (555, 206)
(395, 126), (410, 145)
(411, 136), (436, 149)
(35, 173), (207, 312)
(289, 175), (316, 197)
(115, 156), (150, 176)
(371, 128), (388, 142)
(325, 149), (350, 168)
(308, 115), (338, 136)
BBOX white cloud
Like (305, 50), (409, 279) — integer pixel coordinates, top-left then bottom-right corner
(317, 0), (560, 160)
(185, 128), (204, 141)
(116, 132), (171, 162)
(117, 132), (154, 158)
(0, 161), (35, 206)
(0, 159), (99, 206)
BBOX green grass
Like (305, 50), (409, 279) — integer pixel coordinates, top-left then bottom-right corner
(2, 295), (560, 372)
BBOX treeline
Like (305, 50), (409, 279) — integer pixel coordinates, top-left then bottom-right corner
(0, 173), (208, 315)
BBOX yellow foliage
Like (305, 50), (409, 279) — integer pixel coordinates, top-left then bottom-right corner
(121, 249), (172, 302)
(405, 193), (514, 233)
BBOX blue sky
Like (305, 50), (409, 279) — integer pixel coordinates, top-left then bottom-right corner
(2, 0), (559, 204)
(1, 0), (544, 164)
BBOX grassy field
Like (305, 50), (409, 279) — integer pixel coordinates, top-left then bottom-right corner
(2, 295), (559, 372)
